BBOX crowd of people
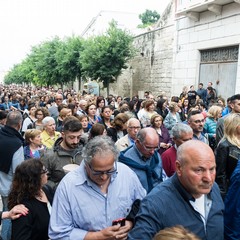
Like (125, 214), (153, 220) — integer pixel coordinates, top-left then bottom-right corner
(0, 82), (239, 240)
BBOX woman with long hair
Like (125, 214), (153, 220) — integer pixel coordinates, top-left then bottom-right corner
(151, 114), (172, 155)
(96, 96), (105, 117)
(85, 103), (101, 129)
(215, 113), (240, 239)
(27, 107), (50, 131)
(163, 102), (182, 136)
(216, 113), (240, 197)
(88, 123), (106, 140)
(107, 113), (129, 142)
(8, 159), (54, 240)
(156, 98), (168, 120)
(204, 105), (222, 150)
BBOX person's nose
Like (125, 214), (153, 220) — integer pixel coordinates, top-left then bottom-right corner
(73, 137), (78, 144)
(100, 173), (108, 180)
(202, 170), (212, 182)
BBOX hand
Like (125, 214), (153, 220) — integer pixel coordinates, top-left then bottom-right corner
(160, 143), (168, 148)
(85, 225), (121, 240)
(5, 204), (29, 220)
(166, 143), (172, 148)
(115, 220), (133, 240)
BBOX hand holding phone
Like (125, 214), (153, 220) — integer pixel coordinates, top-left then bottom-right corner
(112, 218), (126, 227)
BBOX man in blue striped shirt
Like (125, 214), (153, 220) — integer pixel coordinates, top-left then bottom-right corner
(49, 136), (146, 240)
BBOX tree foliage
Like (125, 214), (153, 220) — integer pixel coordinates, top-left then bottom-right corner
(138, 9), (160, 28)
(80, 21), (135, 94)
(4, 22), (135, 94)
(4, 36), (83, 86)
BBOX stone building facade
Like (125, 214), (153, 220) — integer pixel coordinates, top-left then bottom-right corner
(110, 2), (175, 98)
(111, 0), (240, 100)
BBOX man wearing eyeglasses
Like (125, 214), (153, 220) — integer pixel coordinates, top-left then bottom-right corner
(119, 127), (167, 193)
(187, 110), (209, 144)
(48, 93), (63, 118)
(115, 118), (141, 152)
(49, 136), (146, 240)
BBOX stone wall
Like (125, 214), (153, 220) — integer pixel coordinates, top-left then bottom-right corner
(109, 1), (175, 99)
(109, 0), (240, 99)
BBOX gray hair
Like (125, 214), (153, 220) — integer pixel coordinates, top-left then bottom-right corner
(42, 116), (55, 127)
(172, 123), (193, 139)
(136, 127), (158, 143)
(82, 136), (119, 164)
(6, 111), (23, 128)
(127, 118), (140, 127)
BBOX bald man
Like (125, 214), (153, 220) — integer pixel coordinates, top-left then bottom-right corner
(119, 127), (166, 193)
(115, 118), (141, 152)
(128, 140), (224, 240)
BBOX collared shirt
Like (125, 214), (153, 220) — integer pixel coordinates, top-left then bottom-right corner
(128, 136), (135, 145)
(41, 130), (61, 149)
(193, 133), (209, 144)
(128, 174), (224, 240)
(49, 162), (146, 240)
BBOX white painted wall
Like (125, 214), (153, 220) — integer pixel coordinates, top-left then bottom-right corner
(172, 2), (240, 96)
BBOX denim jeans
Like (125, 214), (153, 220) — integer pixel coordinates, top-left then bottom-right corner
(1, 196), (11, 240)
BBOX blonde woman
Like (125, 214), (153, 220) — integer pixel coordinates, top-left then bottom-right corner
(154, 225), (200, 240)
(163, 102), (182, 136)
(204, 105), (222, 150)
(216, 113), (240, 197)
(24, 129), (45, 160)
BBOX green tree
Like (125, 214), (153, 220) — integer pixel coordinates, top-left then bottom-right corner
(4, 59), (34, 85)
(55, 36), (84, 86)
(30, 37), (63, 86)
(138, 9), (160, 28)
(5, 36), (85, 87)
(80, 21), (135, 95)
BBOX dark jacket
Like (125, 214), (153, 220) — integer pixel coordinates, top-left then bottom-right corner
(41, 137), (83, 189)
(107, 127), (127, 143)
(11, 185), (54, 240)
(0, 125), (24, 173)
(128, 174), (224, 240)
(215, 138), (240, 198)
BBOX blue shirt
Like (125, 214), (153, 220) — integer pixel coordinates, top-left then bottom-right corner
(128, 174), (224, 240)
(0, 146), (24, 196)
(49, 162), (146, 240)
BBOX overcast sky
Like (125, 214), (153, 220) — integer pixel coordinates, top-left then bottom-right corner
(0, 0), (170, 73)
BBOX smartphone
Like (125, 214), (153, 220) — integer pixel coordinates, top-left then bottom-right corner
(112, 218), (126, 227)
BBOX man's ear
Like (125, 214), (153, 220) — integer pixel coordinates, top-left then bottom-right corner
(175, 160), (182, 176)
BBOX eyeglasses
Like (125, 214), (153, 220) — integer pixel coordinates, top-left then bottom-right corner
(86, 162), (117, 176)
(192, 119), (205, 124)
(55, 98), (63, 101)
(128, 126), (141, 130)
(140, 141), (159, 151)
(41, 168), (48, 174)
